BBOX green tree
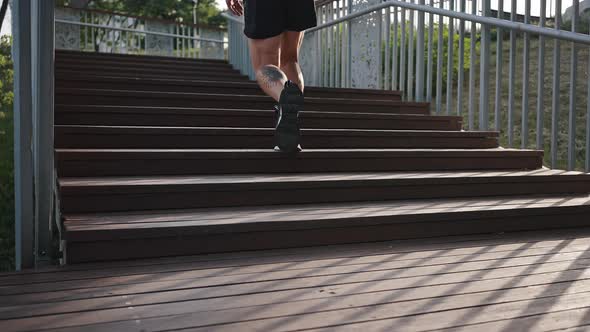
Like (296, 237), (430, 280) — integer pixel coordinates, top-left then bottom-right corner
(57, 0), (225, 27)
(0, 35), (14, 272)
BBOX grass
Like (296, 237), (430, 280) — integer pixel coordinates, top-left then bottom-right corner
(437, 33), (590, 172)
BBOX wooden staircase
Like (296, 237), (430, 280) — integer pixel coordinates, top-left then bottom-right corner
(55, 50), (590, 264)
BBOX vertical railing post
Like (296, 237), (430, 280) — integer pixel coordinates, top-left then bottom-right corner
(415, 0), (425, 102)
(435, 0), (443, 114)
(457, 0), (466, 116)
(494, 0), (504, 132)
(587, 24), (590, 173)
(479, 0), (491, 130)
(13, 0), (35, 271)
(384, 6), (392, 90)
(568, 0), (580, 171)
(521, 0), (531, 149)
(446, 0), (454, 115)
(551, 0), (562, 168)
(468, 0), (477, 130)
(31, 0), (56, 265)
(536, 0), (547, 151)
(507, 0), (516, 147)
(426, 0), (434, 102)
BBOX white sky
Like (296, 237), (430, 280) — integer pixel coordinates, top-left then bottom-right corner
(0, 0), (576, 36)
(492, 0), (573, 17)
(0, 6), (11, 36)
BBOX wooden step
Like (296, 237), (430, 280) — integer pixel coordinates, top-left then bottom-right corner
(55, 75), (403, 100)
(63, 193), (590, 263)
(55, 63), (243, 77)
(55, 89), (431, 114)
(55, 49), (229, 65)
(54, 126), (499, 149)
(55, 68), (250, 82)
(55, 149), (544, 177)
(58, 170), (590, 214)
(55, 57), (235, 71)
(55, 105), (455, 129)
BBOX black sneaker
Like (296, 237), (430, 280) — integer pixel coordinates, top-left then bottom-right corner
(274, 81), (303, 152)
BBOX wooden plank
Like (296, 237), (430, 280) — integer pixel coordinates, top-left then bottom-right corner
(55, 148), (544, 177)
(5, 227), (590, 286)
(6, 247), (590, 306)
(64, 195), (590, 231)
(5, 267), (590, 331)
(56, 69), (251, 82)
(58, 169), (588, 188)
(55, 63), (242, 76)
(54, 75), (403, 99)
(54, 126), (499, 150)
(64, 209), (590, 262)
(54, 105), (461, 130)
(57, 171), (590, 213)
(4, 243), (590, 296)
(54, 88), (431, 115)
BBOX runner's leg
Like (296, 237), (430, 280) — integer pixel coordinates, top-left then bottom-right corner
(279, 31), (305, 92)
(248, 35), (288, 102)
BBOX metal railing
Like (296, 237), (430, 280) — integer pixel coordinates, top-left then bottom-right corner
(55, 7), (227, 59)
(225, 0), (590, 173)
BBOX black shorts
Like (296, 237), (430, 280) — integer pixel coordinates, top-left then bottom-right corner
(243, 0), (318, 39)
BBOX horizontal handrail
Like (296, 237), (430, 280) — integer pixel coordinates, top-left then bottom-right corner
(224, 1), (590, 45)
(55, 19), (227, 44)
(57, 5), (225, 31)
(307, 0), (590, 44)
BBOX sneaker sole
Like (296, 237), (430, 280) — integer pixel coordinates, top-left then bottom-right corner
(275, 108), (300, 152)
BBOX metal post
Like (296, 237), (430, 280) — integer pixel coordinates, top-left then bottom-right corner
(13, 0), (34, 271)
(385, 6), (391, 90)
(426, 0), (434, 102)
(446, 0), (454, 115)
(568, 0), (579, 170)
(551, 0), (562, 168)
(347, 0), (353, 88)
(494, 0), (504, 131)
(537, 0), (546, 151)
(334, 0), (344, 88)
(435, 0), (443, 114)
(587, 26), (590, 172)
(31, 0), (55, 265)
(392, 6), (399, 90)
(479, 0), (491, 130)
(522, 0), (531, 149)
(416, 0), (425, 102)
(457, 0), (466, 116)
(407, 1), (414, 98)
(507, 0), (517, 146)
(378, 6), (384, 90)
(468, 0), (477, 130)
(400, 1), (407, 99)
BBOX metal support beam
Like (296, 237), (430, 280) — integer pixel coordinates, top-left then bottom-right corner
(13, 0), (56, 270)
(13, 0), (34, 270)
(31, 0), (55, 264)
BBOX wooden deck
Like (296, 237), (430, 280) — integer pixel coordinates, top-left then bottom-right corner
(4, 227), (590, 331)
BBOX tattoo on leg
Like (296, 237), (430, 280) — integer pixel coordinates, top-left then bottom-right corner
(259, 65), (285, 90)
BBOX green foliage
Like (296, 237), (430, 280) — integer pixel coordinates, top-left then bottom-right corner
(0, 35), (14, 272)
(387, 23), (477, 98)
(57, 0), (225, 27)
(429, 24), (477, 96)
